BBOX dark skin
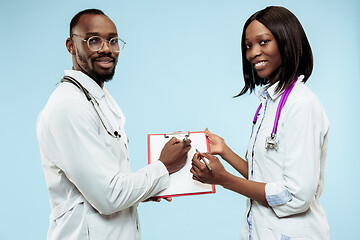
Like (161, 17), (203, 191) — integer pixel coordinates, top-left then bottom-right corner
(66, 13), (192, 202)
(190, 129), (267, 206)
(66, 14), (119, 88)
(190, 20), (284, 206)
(245, 20), (282, 85)
(147, 137), (191, 202)
(159, 137), (192, 174)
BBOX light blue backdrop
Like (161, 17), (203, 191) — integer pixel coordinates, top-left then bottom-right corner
(1, 0), (359, 239)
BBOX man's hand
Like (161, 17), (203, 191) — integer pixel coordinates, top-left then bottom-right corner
(143, 197), (172, 203)
(159, 137), (191, 174)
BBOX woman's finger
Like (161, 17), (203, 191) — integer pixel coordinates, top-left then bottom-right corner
(191, 152), (203, 168)
(205, 128), (213, 138)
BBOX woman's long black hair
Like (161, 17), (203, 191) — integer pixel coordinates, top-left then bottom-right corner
(236, 6), (313, 97)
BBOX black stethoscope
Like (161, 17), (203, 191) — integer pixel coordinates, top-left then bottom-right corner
(60, 75), (121, 139)
(250, 76), (297, 151)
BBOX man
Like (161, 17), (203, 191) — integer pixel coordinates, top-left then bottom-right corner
(36, 9), (191, 239)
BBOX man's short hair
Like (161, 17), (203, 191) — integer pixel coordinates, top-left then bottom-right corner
(70, 9), (107, 36)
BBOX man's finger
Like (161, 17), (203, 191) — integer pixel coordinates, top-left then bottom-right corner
(170, 137), (181, 144)
(182, 138), (192, 147)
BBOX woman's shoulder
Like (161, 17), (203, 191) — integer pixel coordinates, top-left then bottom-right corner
(285, 81), (329, 128)
(292, 81), (319, 101)
(287, 80), (326, 113)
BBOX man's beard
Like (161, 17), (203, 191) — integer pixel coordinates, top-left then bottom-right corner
(77, 50), (117, 83)
(92, 65), (116, 83)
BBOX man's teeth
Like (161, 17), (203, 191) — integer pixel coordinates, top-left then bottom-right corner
(97, 60), (111, 64)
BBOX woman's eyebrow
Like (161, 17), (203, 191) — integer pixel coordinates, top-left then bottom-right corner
(245, 33), (272, 41)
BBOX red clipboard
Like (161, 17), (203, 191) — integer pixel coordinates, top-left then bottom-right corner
(147, 131), (216, 198)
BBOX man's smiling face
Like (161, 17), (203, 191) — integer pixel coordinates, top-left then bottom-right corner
(67, 14), (119, 86)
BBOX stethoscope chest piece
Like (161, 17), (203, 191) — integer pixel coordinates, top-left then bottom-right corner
(252, 77), (298, 151)
(265, 133), (278, 150)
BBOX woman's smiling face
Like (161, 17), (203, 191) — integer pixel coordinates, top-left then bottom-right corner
(245, 20), (282, 83)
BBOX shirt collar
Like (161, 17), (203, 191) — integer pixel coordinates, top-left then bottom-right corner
(258, 75), (304, 101)
(64, 70), (105, 99)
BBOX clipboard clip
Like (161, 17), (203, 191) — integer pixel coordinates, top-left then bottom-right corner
(164, 131), (190, 140)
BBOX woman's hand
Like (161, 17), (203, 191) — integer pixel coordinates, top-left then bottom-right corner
(190, 152), (227, 185)
(205, 128), (227, 157)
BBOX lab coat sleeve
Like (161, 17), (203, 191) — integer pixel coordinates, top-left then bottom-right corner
(265, 97), (329, 218)
(43, 98), (169, 215)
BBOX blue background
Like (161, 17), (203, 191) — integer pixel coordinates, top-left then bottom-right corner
(1, 0), (359, 239)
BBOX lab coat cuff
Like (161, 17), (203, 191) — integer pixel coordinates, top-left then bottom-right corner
(265, 182), (292, 206)
(146, 160), (170, 186)
(151, 160), (169, 176)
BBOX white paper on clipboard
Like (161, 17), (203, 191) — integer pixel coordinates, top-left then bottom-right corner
(147, 131), (216, 198)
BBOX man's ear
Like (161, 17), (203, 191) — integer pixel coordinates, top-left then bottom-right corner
(66, 38), (76, 55)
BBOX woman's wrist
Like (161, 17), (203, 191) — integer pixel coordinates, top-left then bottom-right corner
(219, 144), (232, 160)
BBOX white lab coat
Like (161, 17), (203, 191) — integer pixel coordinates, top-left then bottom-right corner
(240, 76), (330, 239)
(37, 70), (169, 240)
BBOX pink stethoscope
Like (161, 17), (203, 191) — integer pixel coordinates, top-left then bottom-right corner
(251, 77), (297, 150)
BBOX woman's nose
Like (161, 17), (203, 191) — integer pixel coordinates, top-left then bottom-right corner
(249, 45), (261, 60)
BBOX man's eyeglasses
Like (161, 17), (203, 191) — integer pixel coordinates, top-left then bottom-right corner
(72, 34), (126, 52)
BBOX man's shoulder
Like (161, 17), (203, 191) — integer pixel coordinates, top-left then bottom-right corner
(41, 83), (94, 121)
(47, 83), (87, 106)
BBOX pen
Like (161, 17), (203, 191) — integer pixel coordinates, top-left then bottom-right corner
(195, 149), (212, 171)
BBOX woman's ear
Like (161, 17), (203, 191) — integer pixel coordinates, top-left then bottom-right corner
(66, 38), (75, 55)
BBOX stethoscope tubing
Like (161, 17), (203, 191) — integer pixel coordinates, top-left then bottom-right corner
(252, 76), (298, 137)
(272, 78), (297, 134)
(60, 76), (121, 139)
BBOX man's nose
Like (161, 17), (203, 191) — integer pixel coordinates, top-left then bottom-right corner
(98, 40), (111, 53)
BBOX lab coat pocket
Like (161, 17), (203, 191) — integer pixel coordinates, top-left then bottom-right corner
(260, 225), (308, 240)
(87, 211), (129, 240)
(48, 195), (87, 239)
(50, 194), (84, 222)
(262, 214), (310, 239)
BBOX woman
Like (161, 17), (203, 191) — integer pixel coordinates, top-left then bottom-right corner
(191, 6), (330, 239)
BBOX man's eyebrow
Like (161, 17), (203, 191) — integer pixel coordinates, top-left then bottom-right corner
(85, 32), (118, 36)
(83, 32), (99, 36)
